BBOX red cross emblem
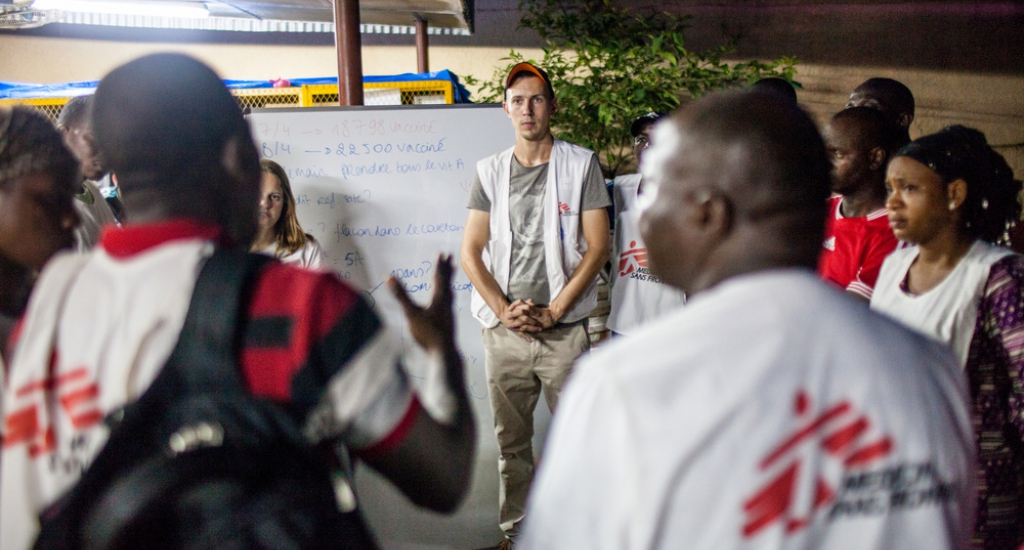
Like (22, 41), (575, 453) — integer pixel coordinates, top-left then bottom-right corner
(742, 390), (893, 538)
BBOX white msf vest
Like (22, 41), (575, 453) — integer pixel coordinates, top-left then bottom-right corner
(471, 140), (598, 328)
(871, 240), (1014, 366)
(607, 174), (686, 334)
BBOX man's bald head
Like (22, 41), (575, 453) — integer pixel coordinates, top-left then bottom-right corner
(639, 90), (831, 294)
(646, 90), (831, 222)
(847, 78), (915, 134)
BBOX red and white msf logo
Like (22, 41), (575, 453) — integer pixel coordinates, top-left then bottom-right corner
(742, 390), (893, 538)
(618, 240), (648, 276)
(3, 354), (103, 458)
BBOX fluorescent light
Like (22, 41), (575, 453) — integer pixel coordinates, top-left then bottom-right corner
(32, 0), (209, 18)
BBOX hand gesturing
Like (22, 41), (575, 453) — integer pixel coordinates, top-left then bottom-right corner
(388, 254), (457, 351)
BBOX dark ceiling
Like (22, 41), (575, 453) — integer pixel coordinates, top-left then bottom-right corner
(203, 0), (473, 28)
(3, 0), (1022, 74)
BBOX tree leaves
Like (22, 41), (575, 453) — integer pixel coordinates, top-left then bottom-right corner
(474, 0), (798, 178)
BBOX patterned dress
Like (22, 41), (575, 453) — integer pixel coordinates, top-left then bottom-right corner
(924, 256), (1024, 550)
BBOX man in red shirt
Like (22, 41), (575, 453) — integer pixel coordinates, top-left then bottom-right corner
(818, 107), (902, 299)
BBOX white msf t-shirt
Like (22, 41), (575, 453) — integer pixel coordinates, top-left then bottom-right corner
(607, 174), (686, 334)
(0, 227), (410, 550)
(870, 240), (1013, 367)
(522, 270), (975, 550)
(257, 236), (327, 271)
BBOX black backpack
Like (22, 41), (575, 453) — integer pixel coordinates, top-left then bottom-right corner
(34, 249), (378, 550)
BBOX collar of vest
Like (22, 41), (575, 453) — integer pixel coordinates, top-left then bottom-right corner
(101, 219), (224, 258)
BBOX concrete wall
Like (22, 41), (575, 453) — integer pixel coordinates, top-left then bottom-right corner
(0, 32), (531, 87)
(798, 64), (1023, 177)
(1, 2), (1020, 175)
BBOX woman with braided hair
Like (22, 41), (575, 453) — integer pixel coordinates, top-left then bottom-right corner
(870, 125), (1024, 550)
(0, 107), (79, 360)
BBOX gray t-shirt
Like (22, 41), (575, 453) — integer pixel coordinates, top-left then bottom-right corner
(468, 153), (610, 304)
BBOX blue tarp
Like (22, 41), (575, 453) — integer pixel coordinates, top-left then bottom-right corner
(0, 80), (101, 99)
(0, 69), (473, 103)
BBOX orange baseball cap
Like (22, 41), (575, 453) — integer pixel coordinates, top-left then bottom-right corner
(504, 62), (554, 98)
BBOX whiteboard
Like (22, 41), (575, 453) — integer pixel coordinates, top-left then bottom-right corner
(248, 105), (521, 548)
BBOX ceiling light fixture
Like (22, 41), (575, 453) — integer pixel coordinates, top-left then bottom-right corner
(31, 0), (209, 19)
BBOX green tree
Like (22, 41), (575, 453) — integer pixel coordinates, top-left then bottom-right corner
(475, 0), (798, 178)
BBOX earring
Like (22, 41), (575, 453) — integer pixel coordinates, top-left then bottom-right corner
(948, 201), (956, 211)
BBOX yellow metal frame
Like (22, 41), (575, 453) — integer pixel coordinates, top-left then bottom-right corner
(305, 80), (453, 106)
(0, 97), (70, 108)
(0, 97), (73, 124)
(232, 87), (302, 111)
(1, 79), (456, 124)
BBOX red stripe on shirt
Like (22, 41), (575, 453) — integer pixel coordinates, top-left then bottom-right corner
(355, 395), (421, 460)
(98, 221), (366, 403)
(19, 220), (383, 437)
(239, 261), (361, 400)
(100, 220), (224, 258)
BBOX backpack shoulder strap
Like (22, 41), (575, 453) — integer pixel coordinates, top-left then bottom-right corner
(33, 249), (275, 548)
(163, 248), (273, 393)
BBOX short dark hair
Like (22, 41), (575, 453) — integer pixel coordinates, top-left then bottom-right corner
(750, 77), (798, 105)
(684, 90), (830, 197)
(92, 53), (249, 193)
(853, 78), (915, 118)
(674, 91), (832, 240)
(630, 112), (666, 138)
(0, 106), (78, 192)
(831, 106), (902, 157)
(56, 95), (92, 130)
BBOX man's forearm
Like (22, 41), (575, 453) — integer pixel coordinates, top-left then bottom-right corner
(549, 241), (609, 320)
(461, 252), (509, 318)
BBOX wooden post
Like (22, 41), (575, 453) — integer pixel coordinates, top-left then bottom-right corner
(333, 0), (363, 106)
(415, 15), (429, 74)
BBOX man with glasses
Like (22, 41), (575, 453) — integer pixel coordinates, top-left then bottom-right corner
(606, 112), (686, 336)
(461, 62), (610, 549)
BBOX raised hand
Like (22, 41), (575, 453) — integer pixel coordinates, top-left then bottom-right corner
(388, 253), (457, 351)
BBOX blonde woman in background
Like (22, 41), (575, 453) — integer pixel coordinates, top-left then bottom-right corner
(251, 159), (326, 270)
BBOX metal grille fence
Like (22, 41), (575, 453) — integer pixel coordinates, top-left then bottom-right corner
(0, 79), (456, 123)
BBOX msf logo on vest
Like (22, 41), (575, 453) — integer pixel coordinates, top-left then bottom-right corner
(742, 389), (958, 539)
(742, 390), (893, 538)
(619, 240), (648, 277)
(3, 351), (105, 475)
(619, 241), (663, 283)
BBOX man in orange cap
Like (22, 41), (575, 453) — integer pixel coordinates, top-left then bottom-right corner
(461, 62), (610, 548)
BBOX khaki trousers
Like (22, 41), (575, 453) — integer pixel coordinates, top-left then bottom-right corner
(483, 322), (590, 539)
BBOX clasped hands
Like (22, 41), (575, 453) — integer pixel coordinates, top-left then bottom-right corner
(500, 299), (561, 339)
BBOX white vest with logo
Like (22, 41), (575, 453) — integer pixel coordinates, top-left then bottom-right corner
(607, 174), (686, 334)
(471, 139), (598, 328)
